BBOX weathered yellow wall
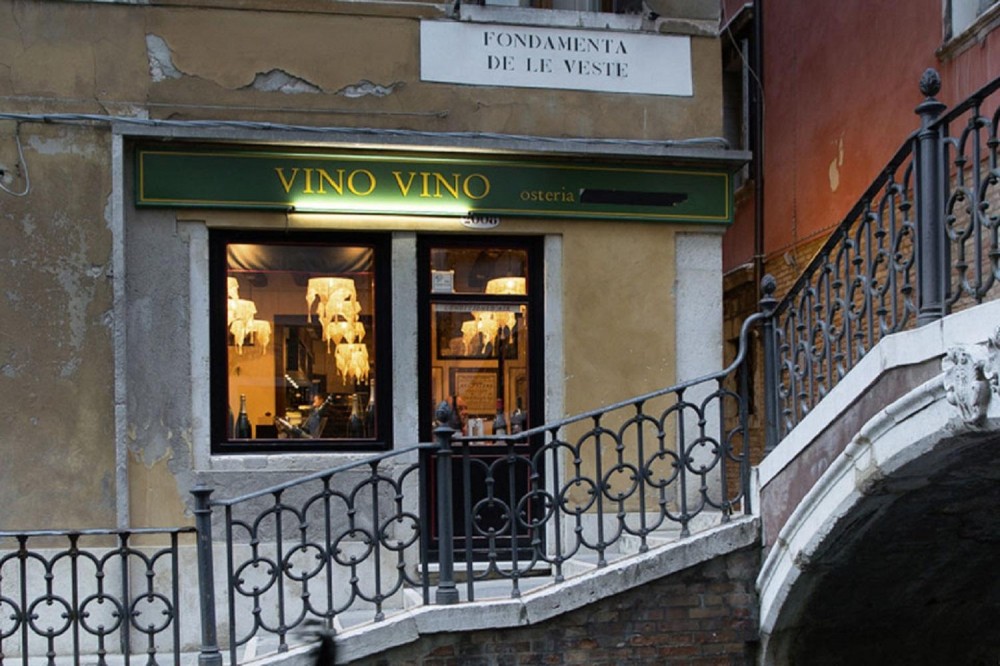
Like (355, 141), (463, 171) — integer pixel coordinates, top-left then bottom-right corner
(0, 0), (725, 529)
(1, 2), (721, 137)
(0, 122), (117, 529)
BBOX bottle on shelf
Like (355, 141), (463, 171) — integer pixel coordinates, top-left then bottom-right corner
(348, 392), (364, 438)
(510, 397), (525, 435)
(364, 379), (376, 438)
(493, 398), (507, 436)
(234, 394), (253, 439)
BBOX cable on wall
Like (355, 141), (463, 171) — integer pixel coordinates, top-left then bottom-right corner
(0, 110), (735, 198)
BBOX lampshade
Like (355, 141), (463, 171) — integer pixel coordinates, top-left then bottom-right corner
(486, 276), (526, 296)
(307, 276), (371, 383)
(227, 278), (270, 355)
(462, 276), (526, 356)
(334, 343), (370, 384)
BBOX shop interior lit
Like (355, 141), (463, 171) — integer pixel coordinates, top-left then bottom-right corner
(218, 237), (534, 451)
(223, 242), (378, 444)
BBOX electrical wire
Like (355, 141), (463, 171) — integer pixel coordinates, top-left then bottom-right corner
(0, 111), (731, 151)
(0, 110), (734, 198)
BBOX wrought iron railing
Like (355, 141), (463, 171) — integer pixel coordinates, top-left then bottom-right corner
(192, 449), (429, 665)
(762, 69), (1000, 445)
(0, 527), (195, 666)
(189, 310), (765, 664)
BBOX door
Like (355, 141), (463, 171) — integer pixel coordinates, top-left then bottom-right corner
(418, 236), (544, 561)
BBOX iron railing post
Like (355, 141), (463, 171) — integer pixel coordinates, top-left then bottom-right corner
(191, 486), (223, 666)
(760, 275), (780, 454)
(433, 423), (459, 605)
(915, 68), (948, 326)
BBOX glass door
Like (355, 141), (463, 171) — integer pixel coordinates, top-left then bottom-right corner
(419, 237), (543, 561)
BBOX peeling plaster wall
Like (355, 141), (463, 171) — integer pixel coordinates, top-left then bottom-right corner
(123, 204), (198, 527)
(0, 122), (116, 529)
(0, 0), (731, 529)
(136, 7), (723, 139)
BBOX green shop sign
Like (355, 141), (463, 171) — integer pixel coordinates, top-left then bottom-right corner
(136, 146), (731, 223)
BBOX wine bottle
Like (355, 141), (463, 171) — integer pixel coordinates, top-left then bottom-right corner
(234, 394), (253, 439)
(510, 397), (525, 435)
(364, 380), (376, 437)
(493, 398), (507, 436)
(348, 393), (364, 438)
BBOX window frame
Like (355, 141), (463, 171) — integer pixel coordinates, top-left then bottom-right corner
(941, 0), (1000, 57)
(209, 229), (393, 455)
(416, 235), (545, 444)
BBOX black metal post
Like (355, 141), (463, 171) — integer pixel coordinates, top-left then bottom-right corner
(433, 421), (459, 605)
(760, 275), (780, 454)
(915, 68), (947, 326)
(191, 486), (223, 666)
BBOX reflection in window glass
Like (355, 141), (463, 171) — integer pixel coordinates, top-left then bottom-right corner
(429, 247), (529, 441)
(947, 0), (999, 39)
(224, 242), (377, 443)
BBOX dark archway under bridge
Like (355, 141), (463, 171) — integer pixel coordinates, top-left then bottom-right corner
(769, 430), (1000, 665)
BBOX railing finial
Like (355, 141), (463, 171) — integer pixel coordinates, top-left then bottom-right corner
(919, 68), (941, 99)
(759, 274), (778, 314)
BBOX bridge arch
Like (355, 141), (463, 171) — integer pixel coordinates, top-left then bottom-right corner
(756, 302), (1000, 664)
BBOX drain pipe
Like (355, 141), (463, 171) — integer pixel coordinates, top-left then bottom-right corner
(752, 0), (765, 291)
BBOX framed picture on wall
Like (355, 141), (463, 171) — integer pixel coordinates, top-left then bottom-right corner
(449, 368), (497, 417)
(507, 367), (527, 410)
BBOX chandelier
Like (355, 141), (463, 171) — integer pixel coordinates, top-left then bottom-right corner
(227, 277), (271, 355)
(306, 277), (370, 383)
(462, 276), (526, 355)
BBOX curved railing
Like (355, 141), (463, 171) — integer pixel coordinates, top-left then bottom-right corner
(195, 311), (765, 664)
(765, 70), (1000, 444)
(0, 527), (195, 666)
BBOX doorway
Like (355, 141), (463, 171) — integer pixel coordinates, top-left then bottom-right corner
(418, 236), (544, 561)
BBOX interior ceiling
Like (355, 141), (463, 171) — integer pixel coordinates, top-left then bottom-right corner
(775, 432), (1000, 665)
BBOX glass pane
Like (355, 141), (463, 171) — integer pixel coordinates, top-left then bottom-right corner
(226, 242), (377, 442)
(430, 248), (528, 295)
(429, 247), (529, 441)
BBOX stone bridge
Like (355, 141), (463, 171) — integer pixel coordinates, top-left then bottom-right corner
(754, 299), (1000, 664)
(266, 300), (1000, 665)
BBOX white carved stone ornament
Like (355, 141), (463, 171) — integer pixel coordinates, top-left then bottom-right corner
(983, 325), (1000, 394)
(942, 346), (990, 425)
(940, 327), (1000, 425)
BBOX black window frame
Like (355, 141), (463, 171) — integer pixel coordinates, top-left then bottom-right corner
(209, 229), (393, 455)
(416, 234), (545, 444)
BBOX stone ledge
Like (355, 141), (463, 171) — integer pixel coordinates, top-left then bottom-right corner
(324, 516), (760, 663)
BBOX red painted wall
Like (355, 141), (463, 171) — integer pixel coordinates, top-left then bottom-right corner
(723, 0), (1000, 272)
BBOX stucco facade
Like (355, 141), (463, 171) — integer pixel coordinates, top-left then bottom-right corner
(0, 0), (743, 532)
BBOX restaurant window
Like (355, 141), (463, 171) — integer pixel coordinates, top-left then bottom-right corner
(210, 231), (391, 454)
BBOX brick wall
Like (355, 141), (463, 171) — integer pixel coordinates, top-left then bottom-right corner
(722, 235), (830, 465)
(347, 546), (759, 665)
